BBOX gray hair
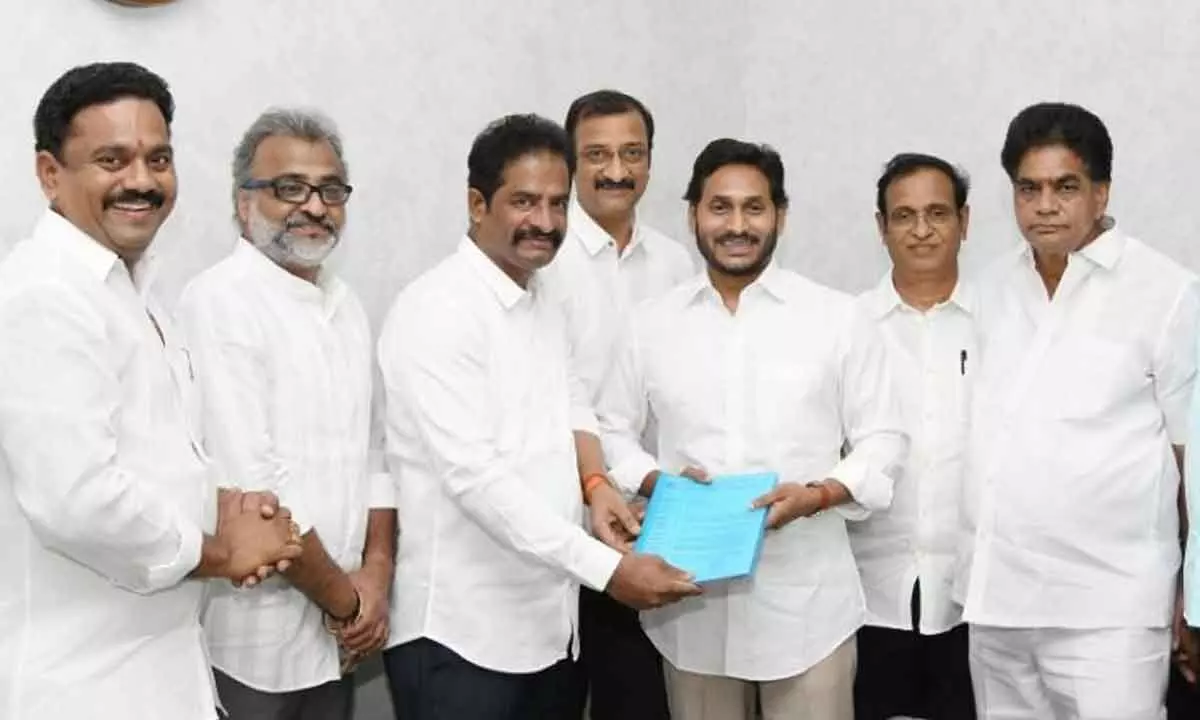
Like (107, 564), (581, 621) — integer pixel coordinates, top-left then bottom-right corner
(231, 107), (348, 219)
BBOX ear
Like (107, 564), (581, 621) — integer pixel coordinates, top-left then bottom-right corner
(35, 150), (64, 204)
(687, 204), (698, 237)
(235, 188), (253, 230)
(1093, 181), (1111, 220)
(875, 211), (888, 245)
(958, 204), (971, 243)
(775, 206), (788, 238)
(467, 187), (487, 228)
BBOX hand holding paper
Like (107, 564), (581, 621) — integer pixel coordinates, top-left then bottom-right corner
(634, 472), (778, 583)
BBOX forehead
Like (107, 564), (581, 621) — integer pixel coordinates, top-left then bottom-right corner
(701, 163), (770, 201)
(885, 167), (956, 209)
(64, 97), (169, 152)
(1016, 144), (1088, 181)
(574, 111), (648, 146)
(251, 135), (343, 178)
(497, 150), (570, 194)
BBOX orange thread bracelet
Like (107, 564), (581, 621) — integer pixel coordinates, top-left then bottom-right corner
(582, 473), (609, 504)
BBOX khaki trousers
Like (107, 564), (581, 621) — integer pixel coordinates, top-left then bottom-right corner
(664, 637), (856, 720)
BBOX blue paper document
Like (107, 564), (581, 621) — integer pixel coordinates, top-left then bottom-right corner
(634, 472), (778, 583)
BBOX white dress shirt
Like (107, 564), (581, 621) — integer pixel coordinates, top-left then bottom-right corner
(958, 224), (1200, 629)
(177, 239), (391, 693)
(539, 199), (694, 401)
(0, 211), (217, 720)
(378, 237), (623, 674)
(598, 264), (907, 681)
(850, 276), (975, 635)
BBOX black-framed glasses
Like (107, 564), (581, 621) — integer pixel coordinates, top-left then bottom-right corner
(241, 177), (353, 206)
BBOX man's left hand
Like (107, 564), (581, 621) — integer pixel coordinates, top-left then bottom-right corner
(337, 563), (391, 658)
(1174, 588), (1198, 684)
(751, 482), (834, 530)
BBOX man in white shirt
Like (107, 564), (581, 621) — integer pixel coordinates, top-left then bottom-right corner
(539, 89), (693, 720)
(0, 62), (302, 720)
(377, 113), (701, 720)
(851, 153), (976, 719)
(178, 109), (397, 719)
(959, 102), (1200, 719)
(597, 138), (907, 720)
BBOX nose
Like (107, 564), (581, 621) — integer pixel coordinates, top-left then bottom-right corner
(299, 190), (329, 217)
(123, 157), (156, 191)
(727, 209), (749, 234)
(912, 213), (934, 239)
(528, 201), (555, 232)
(1035, 186), (1059, 215)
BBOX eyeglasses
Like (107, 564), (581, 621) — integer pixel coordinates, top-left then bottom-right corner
(241, 177), (353, 206)
(888, 206), (957, 230)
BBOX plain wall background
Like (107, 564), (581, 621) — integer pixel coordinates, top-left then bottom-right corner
(4, 1), (1200, 717)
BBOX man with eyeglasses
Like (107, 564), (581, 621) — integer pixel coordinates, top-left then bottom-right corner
(850, 153), (976, 720)
(538, 89), (693, 720)
(178, 108), (397, 720)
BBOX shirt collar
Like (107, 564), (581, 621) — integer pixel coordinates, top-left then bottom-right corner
(1017, 216), (1126, 272)
(684, 261), (789, 306)
(864, 272), (974, 319)
(457, 235), (530, 310)
(567, 197), (644, 258)
(233, 237), (346, 311)
(34, 208), (160, 296)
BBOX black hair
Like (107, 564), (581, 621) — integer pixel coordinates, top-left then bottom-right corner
(564, 89), (655, 151)
(467, 113), (575, 205)
(876, 152), (970, 216)
(683, 138), (788, 209)
(34, 61), (174, 160)
(1000, 102), (1112, 182)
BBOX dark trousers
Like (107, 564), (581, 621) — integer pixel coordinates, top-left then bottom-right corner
(214, 668), (355, 720)
(854, 583), (976, 720)
(578, 587), (671, 720)
(383, 637), (579, 720)
(1167, 660), (1200, 719)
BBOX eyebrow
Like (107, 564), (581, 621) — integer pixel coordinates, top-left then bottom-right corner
(1017, 173), (1082, 185)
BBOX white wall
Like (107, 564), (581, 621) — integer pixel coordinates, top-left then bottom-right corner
(4, 1), (1200, 717)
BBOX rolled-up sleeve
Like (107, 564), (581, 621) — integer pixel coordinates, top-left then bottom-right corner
(828, 306), (908, 520)
(0, 285), (203, 593)
(379, 302), (621, 592)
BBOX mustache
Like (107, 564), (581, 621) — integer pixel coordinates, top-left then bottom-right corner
(103, 189), (165, 209)
(285, 212), (336, 235)
(716, 231), (758, 244)
(595, 177), (636, 191)
(512, 227), (564, 247)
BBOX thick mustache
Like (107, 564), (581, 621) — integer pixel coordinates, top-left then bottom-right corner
(595, 178), (636, 191)
(286, 212), (336, 234)
(103, 189), (165, 209)
(512, 228), (563, 247)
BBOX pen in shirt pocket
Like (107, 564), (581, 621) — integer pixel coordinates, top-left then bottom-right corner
(960, 349), (967, 376)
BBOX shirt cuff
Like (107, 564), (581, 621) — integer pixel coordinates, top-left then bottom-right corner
(369, 471), (397, 509)
(149, 515), (204, 592)
(609, 452), (658, 496)
(570, 404), (599, 435)
(825, 453), (887, 521)
(570, 532), (623, 593)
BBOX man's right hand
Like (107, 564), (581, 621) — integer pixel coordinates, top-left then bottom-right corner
(606, 553), (702, 610)
(214, 489), (303, 585)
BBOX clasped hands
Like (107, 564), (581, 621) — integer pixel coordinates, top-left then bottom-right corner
(214, 487), (303, 587)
